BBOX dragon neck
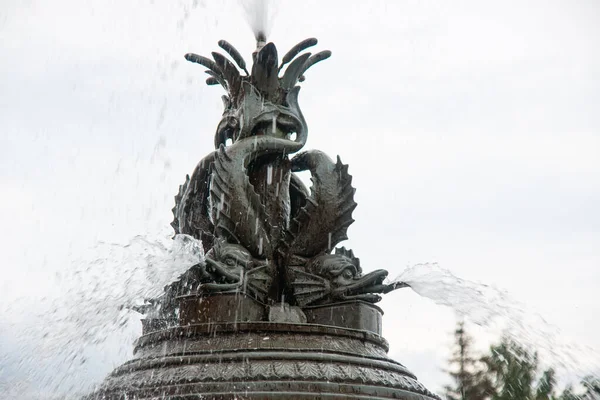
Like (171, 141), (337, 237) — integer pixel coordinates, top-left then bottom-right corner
(227, 135), (305, 167)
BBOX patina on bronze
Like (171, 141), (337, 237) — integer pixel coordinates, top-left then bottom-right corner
(88, 36), (439, 400)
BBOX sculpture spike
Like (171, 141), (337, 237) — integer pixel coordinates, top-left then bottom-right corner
(184, 53), (222, 77)
(218, 39), (249, 75)
(280, 52), (311, 90)
(298, 50), (332, 78)
(205, 70), (227, 89)
(279, 38), (318, 71)
(211, 51), (242, 98)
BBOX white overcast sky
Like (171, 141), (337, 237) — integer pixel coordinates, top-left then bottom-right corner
(1, 0), (599, 398)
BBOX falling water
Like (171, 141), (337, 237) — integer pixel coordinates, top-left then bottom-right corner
(391, 263), (600, 381)
(0, 233), (204, 398)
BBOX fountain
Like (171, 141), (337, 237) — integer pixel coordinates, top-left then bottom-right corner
(86, 34), (441, 400)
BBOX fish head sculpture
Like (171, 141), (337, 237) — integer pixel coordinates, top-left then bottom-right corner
(204, 241), (255, 283)
(201, 240), (271, 302)
(308, 250), (390, 304)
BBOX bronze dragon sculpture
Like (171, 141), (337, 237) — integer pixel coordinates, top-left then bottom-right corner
(150, 36), (407, 317)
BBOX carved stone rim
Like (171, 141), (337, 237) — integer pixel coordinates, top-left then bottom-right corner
(302, 300), (385, 314)
(94, 380), (440, 400)
(135, 322), (389, 351)
(112, 350), (417, 379)
(176, 294), (385, 313)
(176, 292), (264, 302)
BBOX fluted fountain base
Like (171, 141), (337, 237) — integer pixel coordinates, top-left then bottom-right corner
(87, 294), (439, 399)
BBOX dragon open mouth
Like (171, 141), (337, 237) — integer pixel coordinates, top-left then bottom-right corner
(248, 111), (302, 142)
(204, 257), (243, 283)
(333, 269), (390, 302)
(251, 120), (297, 141)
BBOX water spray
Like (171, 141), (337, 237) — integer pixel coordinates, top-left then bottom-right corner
(256, 30), (267, 51)
(252, 30), (267, 66)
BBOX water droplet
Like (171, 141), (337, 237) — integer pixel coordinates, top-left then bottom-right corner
(266, 165), (273, 185)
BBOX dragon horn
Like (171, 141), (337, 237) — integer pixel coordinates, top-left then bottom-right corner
(279, 38), (318, 71)
(218, 40), (249, 75)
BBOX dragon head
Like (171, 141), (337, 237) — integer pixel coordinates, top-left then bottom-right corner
(306, 247), (396, 304)
(185, 38), (331, 150)
(202, 240), (271, 302)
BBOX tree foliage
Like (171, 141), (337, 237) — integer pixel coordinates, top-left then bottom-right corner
(582, 376), (600, 399)
(442, 322), (600, 400)
(536, 369), (557, 400)
(444, 321), (494, 400)
(482, 337), (551, 400)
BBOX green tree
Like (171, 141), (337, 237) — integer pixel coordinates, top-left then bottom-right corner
(444, 321), (494, 400)
(444, 326), (597, 400)
(482, 337), (558, 400)
(558, 385), (579, 400)
(582, 376), (600, 399)
(556, 376), (600, 400)
(537, 369), (557, 400)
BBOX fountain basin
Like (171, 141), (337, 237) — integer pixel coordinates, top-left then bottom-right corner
(87, 293), (440, 399)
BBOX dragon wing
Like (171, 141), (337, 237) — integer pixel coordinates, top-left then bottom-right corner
(286, 151), (357, 258)
(171, 152), (216, 253)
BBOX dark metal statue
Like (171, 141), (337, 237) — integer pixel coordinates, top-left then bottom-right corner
(88, 35), (439, 400)
(164, 37), (405, 311)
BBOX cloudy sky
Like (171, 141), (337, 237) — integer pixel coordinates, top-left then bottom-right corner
(1, 0), (599, 398)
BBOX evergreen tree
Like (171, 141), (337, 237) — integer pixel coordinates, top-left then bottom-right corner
(582, 376), (600, 399)
(556, 376), (600, 400)
(558, 385), (580, 400)
(536, 369), (557, 400)
(443, 324), (597, 400)
(482, 337), (558, 400)
(483, 338), (538, 400)
(444, 321), (494, 400)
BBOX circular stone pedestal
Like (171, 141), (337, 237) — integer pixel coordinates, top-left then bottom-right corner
(88, 294), (440, 399)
